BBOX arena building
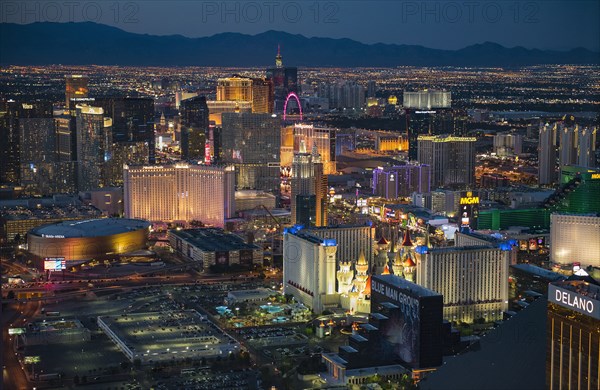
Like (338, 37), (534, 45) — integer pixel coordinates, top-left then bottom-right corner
(27, 218), (150, 267)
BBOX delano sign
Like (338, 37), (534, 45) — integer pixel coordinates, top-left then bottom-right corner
(548, 284), (600, 320)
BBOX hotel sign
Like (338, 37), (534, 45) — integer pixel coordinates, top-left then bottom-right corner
(549, 284), (600, 320)
(460, 192), (480, 205)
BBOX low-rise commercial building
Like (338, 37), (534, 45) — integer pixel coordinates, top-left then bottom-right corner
(169, 228), (263, 272)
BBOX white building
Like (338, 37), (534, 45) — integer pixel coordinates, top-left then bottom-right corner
(550, 213), (600, 268)
(306, 224), (375, 267)
(403, 90), (451, 110)
(493, 132), (523, 156)
(416, 245), (510, 323)
(283, 227), (338, 313)
(123, 163), (235, 227)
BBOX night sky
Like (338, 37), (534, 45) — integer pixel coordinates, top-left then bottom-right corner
(3, 0), (599, 51)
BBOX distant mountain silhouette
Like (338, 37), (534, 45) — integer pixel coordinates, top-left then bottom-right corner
(1, 22), (598, 67)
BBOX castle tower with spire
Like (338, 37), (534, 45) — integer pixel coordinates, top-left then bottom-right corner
(399, 229), (416, 281)
(403, 255), (416, 282)
(392, 251), (404, 277)
(336, 260), (354, 295)
(373, 236), (390, 275)
(353, 250), (369, 296)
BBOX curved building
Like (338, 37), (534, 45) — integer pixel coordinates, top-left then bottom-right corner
(28, 218), (150, 262)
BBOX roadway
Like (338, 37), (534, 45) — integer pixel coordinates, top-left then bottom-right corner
(2, 299), (41, 390)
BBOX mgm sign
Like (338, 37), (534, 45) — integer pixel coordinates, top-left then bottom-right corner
(459, 191), (479, 229)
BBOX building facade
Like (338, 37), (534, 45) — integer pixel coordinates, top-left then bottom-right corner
(493, 132), (523, 156)
(550, 213), (600, 268)
(169, 228), (263, 272)
(76, 105), (113, 191)
(539, 122), (558, 185)
(547, 280), (600, 390)
(221, 112), (281, 192)
(291, 142), (327, 227)
(403, 90), (451, 110)
(416, 245), (510, 323)
(373, 165), (431, 199)
(283, 228), (338, 313)
(417, 135), (476, 189)
(180, 96), (209, 161)
(123, 163), (235, 227)
(307, 224), (376, 268)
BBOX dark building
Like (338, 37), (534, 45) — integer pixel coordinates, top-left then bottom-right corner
(221, 112), (281, 192)
(180, 96), (209, 161)
(406, 108), (468, 161)
(17, 101), (75, 195)
(417, 134), (476, 189)
(370, 274), (444, 370)
(295, 194), (317, 227)
(266, 46), (298, 113)
(0, 100), (22, 185)
(547, 279), (600, 390)
(95, 97), (155, 163)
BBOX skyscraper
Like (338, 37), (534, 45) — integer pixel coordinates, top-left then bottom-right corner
(547, 279), (600, 390)
(216, 76), (274, 114)
(0, 100), (21, 185)
(291, 142), (327, 227)
(95, 97), (155, 163)
(372, 164), (431, 198)
(550, 213), (600, 268)
(221, 112), (281, 192)
(266, 46), (298, 112)
(291, 124), (337, 174)
(538, 122), (558, 185)
(406, 108), (463, 161)
(250, 78), (274, 114)
(180, 96), (209, 161)
(417, 135), (476, 189)
(123, 163), (235, 227)
(403, 90), (451, 110)
(18, 101), (68, 195)
(65, 75), (89, 109)
(557, 116), (597, 169)
(283, 228), (338, 313)
(493, 132), (523, 156)
(415, 245), (510, 323)
(76, 105), (112, 191)
(217, 77), (253, 101)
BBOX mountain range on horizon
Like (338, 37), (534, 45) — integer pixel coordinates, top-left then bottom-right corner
(1, 22), (599, 67)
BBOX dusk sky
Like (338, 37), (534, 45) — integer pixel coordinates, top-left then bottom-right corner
(2, 0), (600, 51)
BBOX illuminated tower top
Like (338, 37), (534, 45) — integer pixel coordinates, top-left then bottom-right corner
(275, 45), (283, 68)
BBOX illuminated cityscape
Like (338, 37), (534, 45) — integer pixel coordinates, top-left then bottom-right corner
(1, 3), (599, 390)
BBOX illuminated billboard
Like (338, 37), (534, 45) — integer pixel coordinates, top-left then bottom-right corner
(8, 328), (25, 335)
(371, 274), (443, 369)
(44, 258), (66, 270)
(458, 191), (479, 228)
